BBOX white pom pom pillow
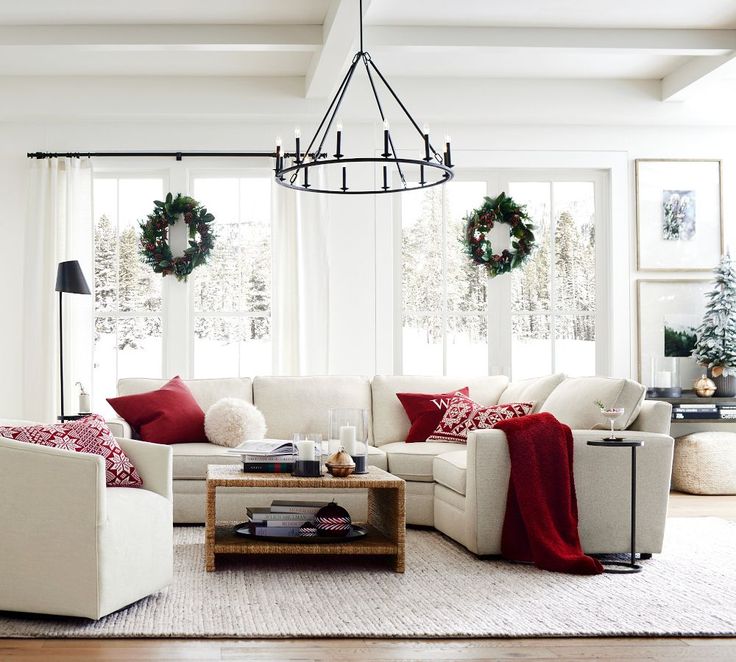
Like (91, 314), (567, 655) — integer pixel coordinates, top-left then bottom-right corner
(204, 398), (267, 447)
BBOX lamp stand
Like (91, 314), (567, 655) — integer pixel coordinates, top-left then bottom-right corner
(58, 290), (65, 422)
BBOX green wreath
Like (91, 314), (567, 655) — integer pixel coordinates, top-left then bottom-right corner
(462, 192), (536, 277)
(139, 193), (215, 282)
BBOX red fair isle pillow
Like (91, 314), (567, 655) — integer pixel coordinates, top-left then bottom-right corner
(396, 387), (470, 442)
(427, 392), (534, 444)
(0, 414), (142, 488)
(107, 376), (206, 445)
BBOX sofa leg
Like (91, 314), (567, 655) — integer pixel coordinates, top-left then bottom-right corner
(639, 553), (652, 560)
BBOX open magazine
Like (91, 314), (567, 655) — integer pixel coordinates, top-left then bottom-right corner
(225, 440), (296, 456)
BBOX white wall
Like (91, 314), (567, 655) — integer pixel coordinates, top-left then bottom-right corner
(1, 116), (735, 418)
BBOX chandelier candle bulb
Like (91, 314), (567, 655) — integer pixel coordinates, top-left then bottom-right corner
(383, 120), (390, 157)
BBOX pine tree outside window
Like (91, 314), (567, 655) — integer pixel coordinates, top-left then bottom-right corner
(93, 175), (165, 414)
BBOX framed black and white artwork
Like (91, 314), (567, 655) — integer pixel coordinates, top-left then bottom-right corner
(635, 159), (723, 271)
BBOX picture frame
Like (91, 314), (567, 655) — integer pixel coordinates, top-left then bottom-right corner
(637, 279), (711, 389)
(635, 159), (723, 271)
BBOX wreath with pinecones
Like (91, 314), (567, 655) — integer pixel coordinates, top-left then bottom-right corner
(139, 193), (215, 282)
(462, 192), (536, 277)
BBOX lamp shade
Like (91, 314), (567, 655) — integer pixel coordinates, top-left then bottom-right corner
(55, 260), (91, 295)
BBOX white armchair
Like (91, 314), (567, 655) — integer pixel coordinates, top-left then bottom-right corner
(0, 434), (173, 620)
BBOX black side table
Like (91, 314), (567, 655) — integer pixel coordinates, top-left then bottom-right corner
(587, 439), (644, 574)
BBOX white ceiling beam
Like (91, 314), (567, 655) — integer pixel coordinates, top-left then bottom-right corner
(305, 0), (371, 99)
(661, 52), (736, 101)
(0, 25), (322, 52)
(366, 26), (736, 56)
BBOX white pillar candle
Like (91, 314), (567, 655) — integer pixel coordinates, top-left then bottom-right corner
(297, 440), (316, 461)
(655, 371), (672, 388)
(339, 425), (357, 455)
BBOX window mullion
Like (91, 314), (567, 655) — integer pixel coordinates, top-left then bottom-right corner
(549, 182), (557, 373)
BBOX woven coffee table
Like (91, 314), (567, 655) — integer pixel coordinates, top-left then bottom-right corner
(205, 465), (406, 573)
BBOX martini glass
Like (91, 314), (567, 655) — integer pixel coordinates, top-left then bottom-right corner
(600, 407), (625, 440)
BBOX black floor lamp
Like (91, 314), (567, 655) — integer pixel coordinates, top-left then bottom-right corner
(55, 260), (91, 422)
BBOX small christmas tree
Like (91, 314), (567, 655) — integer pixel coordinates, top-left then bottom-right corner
(694, 254), (736, 377)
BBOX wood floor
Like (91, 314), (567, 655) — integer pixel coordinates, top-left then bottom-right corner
(2, 492), (735, 662)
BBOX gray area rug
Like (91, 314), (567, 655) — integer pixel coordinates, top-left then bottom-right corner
(2, 517), (735, 638)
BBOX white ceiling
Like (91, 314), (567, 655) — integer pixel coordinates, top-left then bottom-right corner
(0, 0), (734, 105)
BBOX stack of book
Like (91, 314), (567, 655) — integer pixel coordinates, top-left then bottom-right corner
(226, 440), (297, 473)
(720, 404), (736, 419)
(672, 403), (720, 420)
(247, 500), (329, 536)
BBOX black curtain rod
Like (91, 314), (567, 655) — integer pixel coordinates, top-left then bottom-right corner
(27, 151), (281, 161)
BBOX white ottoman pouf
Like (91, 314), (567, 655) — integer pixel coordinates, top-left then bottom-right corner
(672, 432), (736, 495)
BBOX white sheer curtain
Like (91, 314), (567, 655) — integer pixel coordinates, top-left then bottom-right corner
(271, 176), (330, 375)
(23, 158), (94, 422)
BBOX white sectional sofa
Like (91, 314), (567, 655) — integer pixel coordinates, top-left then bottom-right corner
(108, 373), (674, 556)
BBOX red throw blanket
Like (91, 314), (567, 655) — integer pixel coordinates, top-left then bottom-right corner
(494, 412), (603, 575)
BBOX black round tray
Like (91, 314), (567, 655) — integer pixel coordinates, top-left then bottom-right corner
(233, 523), (367, 543)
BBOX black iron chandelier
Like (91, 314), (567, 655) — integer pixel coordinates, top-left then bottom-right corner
(274, 0), (454, 195)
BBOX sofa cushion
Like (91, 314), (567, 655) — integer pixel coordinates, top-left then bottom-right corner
(498, 373), (565, 412)
(172, 441), (388, 480)
(397, 387), (470, 442)
(433, 450), (467, 496)
(253, 376), (372, 442)
(108, 376), (206, 445)
(117, 377), (253, 411)
(381, 441), (464, 482)
(173, 443), (240, 480)
(540, 377), (646, 430)
(372, 376), (509, 447)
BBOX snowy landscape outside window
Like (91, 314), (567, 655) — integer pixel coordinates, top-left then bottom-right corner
(400, 175), (598, 378)
(190, 175), (272, 378)
(93, 175), (165, 414)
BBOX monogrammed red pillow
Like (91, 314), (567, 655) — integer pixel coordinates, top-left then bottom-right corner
(0, 414), (142, 487)
(427, 392), (534, 444)
(107, 376), (206, 444)
(396, 387), (470, 442)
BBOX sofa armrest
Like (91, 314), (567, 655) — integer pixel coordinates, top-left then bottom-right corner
(627, 400), (672, 435)
(0, 435), (107, 528)
(107, 418), (133, 439)
(116, 438), (173, 501)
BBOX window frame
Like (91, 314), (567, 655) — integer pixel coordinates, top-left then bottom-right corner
(394, 167), (610, 379)
(91, 159), (274, 399)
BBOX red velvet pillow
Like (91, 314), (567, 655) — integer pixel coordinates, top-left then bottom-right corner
(107, 376), (206, 445)
(396, 387), (470, 442)
(0, 414), (142, 487)
(427, 392), (534, 444)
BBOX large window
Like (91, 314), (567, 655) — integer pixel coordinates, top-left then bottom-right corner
(190, 174), (272, 377)
(93, 175), (165, 413)
(92, 165), (273, 412)
(399, 171), (604, 379)
(401, 182), (488, 376)
(509, 180), (597, 379)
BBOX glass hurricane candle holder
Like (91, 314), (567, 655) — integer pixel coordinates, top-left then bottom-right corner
(328, 408), (369, 474)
